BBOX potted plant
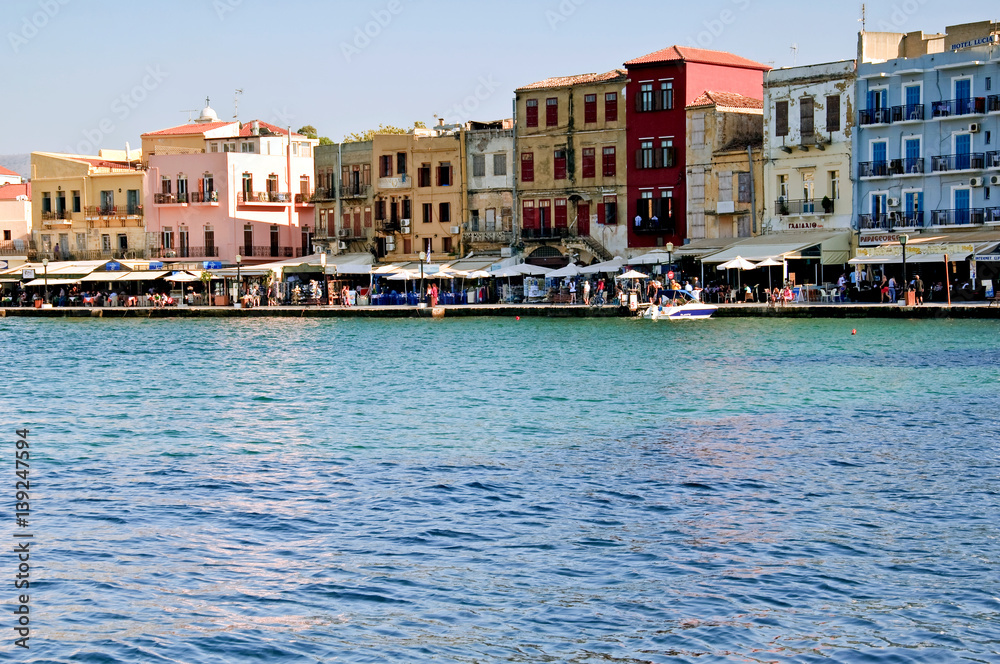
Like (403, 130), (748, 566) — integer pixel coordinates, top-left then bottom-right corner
(822, 196), (833, 214)
(779, 199), (789, 216)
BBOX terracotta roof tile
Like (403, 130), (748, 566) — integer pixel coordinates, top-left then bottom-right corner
(517, 69), (628, 92)
(625, 46), (770, 71)
(689, 90), (764, 110)
(238, 121), (305, 138)
(142, 121), (237, 137)
(0, 183), (30, 200)
(0, 165), (20, 177)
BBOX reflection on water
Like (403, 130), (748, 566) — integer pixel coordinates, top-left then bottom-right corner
(2, 317), (998, 663)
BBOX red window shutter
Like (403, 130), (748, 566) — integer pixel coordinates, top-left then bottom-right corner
(436, 165), (442, 186)
(605, 94), (618, 122)
(546, 98), (558, 127)
(554, 199), (567, 228)
(577, 203), (590, 235)
(582, 149), (595, 178)
(522, 201), (537, 229)
(597, 200), (605, 224)
(526, 100), (538, 128)
(521, 153), (534, 182)
(584, 95), (597, 123)
(554, 151), (566, 180)
(603, 148), (616, 177)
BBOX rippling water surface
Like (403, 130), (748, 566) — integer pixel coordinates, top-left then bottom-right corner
(2, 317), (999, 663)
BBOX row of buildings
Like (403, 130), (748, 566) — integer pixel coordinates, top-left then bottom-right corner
(5, 20), (1000, 288)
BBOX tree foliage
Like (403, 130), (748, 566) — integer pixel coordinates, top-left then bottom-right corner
(343, 122), (426, 143)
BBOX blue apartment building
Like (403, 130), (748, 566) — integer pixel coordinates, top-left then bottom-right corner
(853, 22), (1000, 291)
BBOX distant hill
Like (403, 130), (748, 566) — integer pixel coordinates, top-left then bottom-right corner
(0, 155), (30, 179)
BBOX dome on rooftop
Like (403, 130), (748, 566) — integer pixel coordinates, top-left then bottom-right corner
(195, 99), (219, 123)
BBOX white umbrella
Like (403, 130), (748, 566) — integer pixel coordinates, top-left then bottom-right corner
(754, 257), (784, 293)
(579, 257), (624, 274)
(617, 270), (649, 279)
(166, 271), (202, 283)
(718, 256), (757, 270)
(466, 270), (492, 278)
(516, 264), (553, 277)
(546, 263), (581, 278)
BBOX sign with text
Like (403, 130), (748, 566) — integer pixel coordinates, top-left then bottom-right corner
(951, 35), (998, 50)
(859, 233), (901, 247)
(105, 261), (122, 271)
(21, 268), (35, 280)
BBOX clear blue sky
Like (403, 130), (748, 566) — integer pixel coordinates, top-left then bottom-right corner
(2, 0), (990, 155)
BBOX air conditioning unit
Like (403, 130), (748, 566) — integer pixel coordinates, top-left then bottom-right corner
(338, 228), (350, 238)
(339, 241), (348, 250)
(971, 177), (985, 187)
(449, 226), (460, 235)
(990, 175), (1000, 186)
(887, 197), (900, 207)
(385, 239), (396, 250)
(969, 122), (981, 133)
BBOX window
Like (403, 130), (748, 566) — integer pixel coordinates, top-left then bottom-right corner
(582, 148), (596, 178)
(602, 195), (617, 225)
(553, 150), (567, 180)
(300, 176), (310, 196)
(521, 152), (534, 182)
(988, 77), (993, 92)
(379, 155), (393, 178)
(396, 152), (407, 176)
(422, 203), (432, 223)
(402, 198), (411, 220)
(775, 101), (788, 137)
(418, 163), (431, 187)
(737, 172), (752, 203)
(3, 230), (10, 241)
(160, 176), (171, 194)
(522, 200), (537, 229)
(778, 174), (789, 200)
(800, 97), (814, 139)
(602, 146), (616, 177)
(660, 81), (674, 110)
(659, 139), (675, 168)
(638, 83), (653, 112)
(473, 154), (486, 177)
(526, 99), (538, 127)
(205, 228), (215, 254)
(829, 171), (840, 199)
(162, 226), (173, 250)
(605, 92), (618, 122)
(223, 142), (236, 153)
(72, 191), (81, 213)
(102, 234), (111, 252)
(493, 153), (506, 176)
(375, 200), (386, 220)
(826, 95), (840, 132)
(638, 141), (654, 169)
(42, 193), (51, 214)
(442, 236), (452, 253)
(210, 143), (219, 153)
(437, 162), (452, 186)
(584, 94), (597, 123)
(554, 198), (568, 228)
(74, 232), (85, 250)
(242, 173), (252, 196)
(470, 209), (480, 231)
(439, 202), (451, 223)
(546, 98), (558, 126)
(240, 142), (254, 153)
(402, 238), (412, 254)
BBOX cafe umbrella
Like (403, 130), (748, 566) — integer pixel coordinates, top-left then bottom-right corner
(718, 256), (756, 294)
(754, 257), (784, 293)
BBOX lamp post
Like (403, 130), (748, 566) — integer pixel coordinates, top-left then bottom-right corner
(42, 258), (49, 304)
(899, 234), (908, 303)
(319, 252), (327, 306)
(666, 242), (674, 280)
(235, 253), (242, 305)
(419, 250), (426, 303)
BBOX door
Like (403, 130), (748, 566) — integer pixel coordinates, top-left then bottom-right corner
(127, 190), (140, 215)
(179, 228), (189, 257)
(100, 190), (114, 215)
(538, 201), (550, 236)
(872, 193), (887, 227)
(905, 85), (921, 117)
(905, 191), (923, 226)
(485, 208), (496, 232)
(872, 141), (887, 176)
(955, 78), (971, 107)
(244, 225), (254, 257)
(904, 138), (921, 173)
(954, 188), (970, 225)
(955, 133), (971, 171)
(577, 203), (590, 236)
(269, 226), (279, 257)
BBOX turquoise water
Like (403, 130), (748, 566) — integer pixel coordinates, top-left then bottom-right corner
(2, 317), (999, 662)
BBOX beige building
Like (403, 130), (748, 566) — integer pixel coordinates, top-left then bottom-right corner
(465, 120), (515, 256)
(30, 151), (147, 261)
(313, 140), (375, 258)
(685, 91), (765, 241)
(515, 70), (629, 265)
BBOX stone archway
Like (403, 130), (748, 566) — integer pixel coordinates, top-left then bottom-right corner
(525, 244), (569, 269)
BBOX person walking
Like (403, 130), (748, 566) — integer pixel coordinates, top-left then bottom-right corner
(913, 274), (924, 305)
(568, 279), (577, 304)
(582, 279), (591, 305)
(888, 276), (897, 303)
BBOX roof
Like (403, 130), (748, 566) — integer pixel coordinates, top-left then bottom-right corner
(238, 121), (305, 138)
(142, 121), (236, 137)
(0, 183), (29, 200)
(625, 46), (770, 71)
(0, 165), (20, 178)
(689, 90), (764, 111)
(516, 69), (628, 92)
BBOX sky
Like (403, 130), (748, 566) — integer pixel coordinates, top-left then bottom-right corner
(2, 0), (993, 157)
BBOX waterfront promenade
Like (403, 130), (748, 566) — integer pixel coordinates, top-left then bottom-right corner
(3, 302), (999, 319)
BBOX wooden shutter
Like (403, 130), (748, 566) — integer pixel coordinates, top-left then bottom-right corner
(775, 101), (788, 137)
(800, 97), (814, 138)
(826, 95), (841, 132)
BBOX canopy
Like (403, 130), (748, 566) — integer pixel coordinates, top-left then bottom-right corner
(23, 278), (81, 287)
(617, 270), (649, 279)
(579, 257), (624, 274)
(516, 264), (553, 276)
(754, 257), (784, 268)
(850, 243), (975, 265)
(718, 256), (757, 270)
(673, 237), (736, 258)
(329, 263), (373, 275)
(546, 263), (582, 278)
(703, 232), (850, 265)
(385, 270), (421, 281)
(628, 250), (673, 266)
(492, 266), (524, 278)
(166, 271), (202, 282)
(113, 271), (170, 282)
(466, 270), (493, 278)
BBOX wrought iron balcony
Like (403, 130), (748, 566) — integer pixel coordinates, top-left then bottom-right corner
(931, 153), (986, 172)
(930, 208), (985, 226)
(41, 211), (72, 221)
(85, 205), (144, 217)
(522, 227), (575, 240)
(858, 213), (890, 230)
(891, 104), (924, 122)
(985, 151), (1000, 169)
(188, 191), (219, 203)
(340, 184), (372, 198)
(858, 212), (925, 230)
(858, 161), (890, 178)
(986, 207), (1000, 223)
(0, 240), (28, 255)
(237, 191), (292, 205)
(775, 199), (834, 215)
(931, 98), (986, 118)
(377, 219), (401, 233)
(237, 246), (302, 258)
(466, 230), (515, 244)
(988, 95), (1000, 113)
(859, 108), (891, 125)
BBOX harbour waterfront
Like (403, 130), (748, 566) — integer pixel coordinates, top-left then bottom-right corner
(3, 317), (999, 662)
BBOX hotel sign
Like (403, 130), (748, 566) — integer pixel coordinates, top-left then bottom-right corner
(951, 35), (998, 50)
(859, 233), (901, 246)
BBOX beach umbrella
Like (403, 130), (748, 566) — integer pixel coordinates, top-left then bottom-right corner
(617, 270), (649, 279)
(516, 264), (553, 277)
(546, 263), (582, 278)
(754, 257), (784, 292)
(579, 257), (624, 274)
(718, 256), (756, 295)
(166, 271), (201, 282)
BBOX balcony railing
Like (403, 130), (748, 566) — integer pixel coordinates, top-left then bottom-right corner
(858, 212), (925, 230)
(377, 220), (401, 233)
(861, 158), (925, 177)
(466, 230), (515, 244)
(188, 191), (219, 203)
(891, 104), (924, 122)
(988, 95), (1000, 113)
(859, 108), (891, 125)
(931, 153), (986, 172)
(931, 98), (986, 118)
(858, 213), (890, 230)
(238, 246), (303, 258)
(985, 151), (1000, 169)
(986, 207), (1000, 223)
(858, 161), (889, 178)
(311, 188), (335, 202)
(775, 198), (835, 215)
(152, 246), (219, 259)
(41, 211), (71, 221)
(522, 227), (576, 240)
(85, 205), (144, 217)
(0, 240), (28, 255)
(930, 208), (985, 226)
(237, 191), (293, 204)
(632, 220), (676, 235)
(340, 184), (372, 198)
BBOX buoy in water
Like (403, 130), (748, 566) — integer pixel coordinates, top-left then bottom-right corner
(851, 329), (857, 335)
(516, 316), (521, 321)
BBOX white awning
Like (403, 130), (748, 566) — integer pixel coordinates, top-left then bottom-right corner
(850, 247), (973, 265)
(114, 271), (170, 281)
(23, 278), (82, 287)
(702, 232), (850, 265)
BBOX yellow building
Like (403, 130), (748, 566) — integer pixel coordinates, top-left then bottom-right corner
(30, 151), (147, 260)
(373, 124), (465, 261)
(514, 69), (629, 264)
(685, 91), (765, 241)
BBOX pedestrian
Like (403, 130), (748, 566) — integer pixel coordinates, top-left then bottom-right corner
(583, 279), (591, 305)
(341, 284), (350, 307)
(597, 278), (605, 306)
(568, 279), (577, 304)
(888, 276), (897, 303)
(914, 274), (924, 305)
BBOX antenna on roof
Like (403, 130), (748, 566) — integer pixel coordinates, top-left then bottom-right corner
(234, 89), (243, 120)
(859, 3), (866, 32)
(790, 43), (798, 66)
(180, 109), (199, 122)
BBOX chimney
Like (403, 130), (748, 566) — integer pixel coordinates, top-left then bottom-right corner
(438, 118), (445, 127)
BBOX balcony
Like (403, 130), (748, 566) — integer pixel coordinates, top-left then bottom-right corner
(0, 240), (28, 256)
(294, 193), (314, 206)
(891, 104), (924, 122)
(85, 205), (144, 218)
(859, 108), (891, 125)
(522, 227), (576, 240)
(776, 198), (834, 215)
(377, 219), (401, 233)
(188, 191), (219, 203)
(989, 95), (1000, 113)
(154, 193), (189, 204)
(930, 208), (985, 226)
(931, 153), (986, 172)
(340, 184), (372, 198)
(232, 246), (304, 259)
(858, 161), (889, 178)
(153, 246), (219, 259)
(985, 151), (1000, 169)
(858, 213), (890, 230)
(986, 207), (1000, 224)
(466, 230), (515, 244)
(861, 158), (925, 178)
(334, 228), (365, 241)
(858, 211), (925, 230)
(931, 97), (986, 118)
(41, 211), (73, 227)
(237, 191), (293, 205)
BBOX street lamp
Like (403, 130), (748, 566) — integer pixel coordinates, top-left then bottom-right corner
(42, 258), (49, 304)
(666, 242), (674, 278)
(419, 250), (426, 303)
(235, 254), (242, 304)
(899, 234), (908, 303)
(319, 252), (327, 306)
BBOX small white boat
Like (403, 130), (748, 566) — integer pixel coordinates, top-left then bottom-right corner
(642, 290), (717, 320)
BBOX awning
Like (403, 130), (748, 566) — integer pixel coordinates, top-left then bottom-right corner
(674, 237), (739, 258)
(327, 263), (372, 275)
(114, 271), (170, 281)
(23, 278), (82, 287)
(850, 243), (975, 265)
(702, 232), (850, 265)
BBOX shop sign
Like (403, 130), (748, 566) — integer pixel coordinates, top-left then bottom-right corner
(203, 261), (222, 269)
(951, 35), (998, 50)
(854, 243), (975, 259)
(786, 222), (824, 230)
(975, 254), (1000, 261)
(859, 233), (900, 246)
(105, 261), (122, 271)
(0, 260), (7, 270)
(149, 262), (164, 270)
(22, 268), (35, 280)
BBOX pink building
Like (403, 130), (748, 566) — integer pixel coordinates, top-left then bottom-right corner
(141, 104), (318, 266)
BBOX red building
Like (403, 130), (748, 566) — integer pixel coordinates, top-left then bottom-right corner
(624, 46), (769, 248)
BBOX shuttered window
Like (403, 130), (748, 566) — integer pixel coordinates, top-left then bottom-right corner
(521, 153), (534, 182)
(582, 148), (596, 178)
(800, 97), (814, 138)
(775, 101), (789, 137)
(584, 94), (597, 123)
(826, 95), (840, 132)
(605, 92), (618, 122)
(526, 99), (538, 127)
